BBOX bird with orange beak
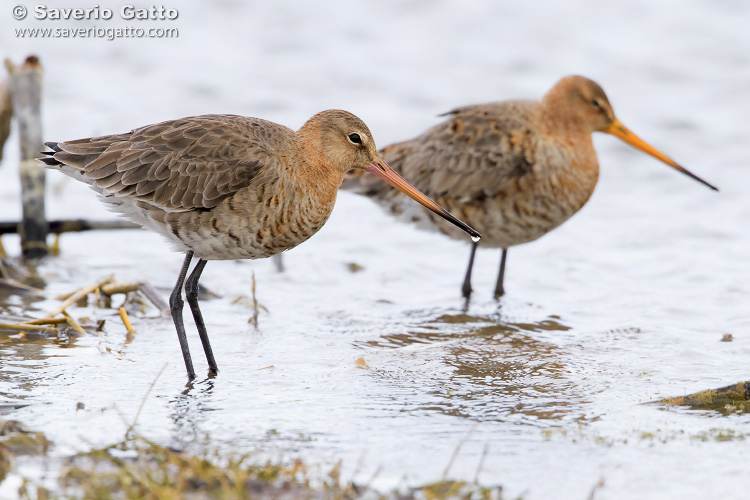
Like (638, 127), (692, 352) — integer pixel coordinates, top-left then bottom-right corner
(41, 110), (480, 378)
(343, 76), (717, 298)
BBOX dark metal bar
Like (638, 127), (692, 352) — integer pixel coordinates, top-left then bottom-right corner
(0, 219), (140, 235)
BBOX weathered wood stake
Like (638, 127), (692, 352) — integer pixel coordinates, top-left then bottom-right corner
(6, 56), (47, 259)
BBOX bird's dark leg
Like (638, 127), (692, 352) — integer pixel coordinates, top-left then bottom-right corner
(184, 258), (218, 375)
(493, 248), (508, 298)
(461, 241), (479, 299)
(170, 251), (196, 380)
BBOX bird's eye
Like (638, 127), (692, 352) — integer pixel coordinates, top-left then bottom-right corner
(591, 100), (601, 110)
(348, 133), (362, 144)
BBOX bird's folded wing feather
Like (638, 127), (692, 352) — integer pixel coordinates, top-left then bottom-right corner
(376, 102), (538, 201)
(50, 114), (295, 212)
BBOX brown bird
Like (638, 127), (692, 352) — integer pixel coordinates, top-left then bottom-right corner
(343, 75), (717, 299)
(41, 110), (480, 379)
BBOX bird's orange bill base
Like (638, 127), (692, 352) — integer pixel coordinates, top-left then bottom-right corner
(365, 158), (481, 241)
(607, 120), (718, 191)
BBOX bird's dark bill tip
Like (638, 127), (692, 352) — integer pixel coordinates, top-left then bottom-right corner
(680, 167), (718, 192)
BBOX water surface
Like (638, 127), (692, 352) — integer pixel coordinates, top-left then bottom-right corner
(1, 1), (749, 499)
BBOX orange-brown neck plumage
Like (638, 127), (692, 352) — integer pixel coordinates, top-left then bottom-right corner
(296, 117), (345, 202)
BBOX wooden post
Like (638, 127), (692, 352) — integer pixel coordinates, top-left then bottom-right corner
(6, 56), (47, 259)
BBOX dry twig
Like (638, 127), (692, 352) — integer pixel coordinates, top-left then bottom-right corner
(119, 307), (135, 334)
(45, 274), (114, 319)
(250, 271), (259, 328)
(0, 321), (56, 333)
(25, 317), (67, 326)
(62, 310), (86, 335)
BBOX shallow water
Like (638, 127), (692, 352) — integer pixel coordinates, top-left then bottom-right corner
(2, 1), (750, 498)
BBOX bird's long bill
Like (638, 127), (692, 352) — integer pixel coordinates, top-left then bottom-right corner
(365, 158), (481, 241)
(606, 120), (718, 191)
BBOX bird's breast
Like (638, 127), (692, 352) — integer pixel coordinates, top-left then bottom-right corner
(186, 173), (337, 260)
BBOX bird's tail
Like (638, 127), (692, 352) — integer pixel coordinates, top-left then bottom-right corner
(39, 141), (63, 166)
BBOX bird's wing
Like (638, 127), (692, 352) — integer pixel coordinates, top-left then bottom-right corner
(367, 101), (540, 201)
(44, 114), (296, 212)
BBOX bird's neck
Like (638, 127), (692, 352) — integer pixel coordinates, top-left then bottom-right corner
(295, 129), (343, 208)
(539, 92), (586, 136)
(538, 96), (599, 185)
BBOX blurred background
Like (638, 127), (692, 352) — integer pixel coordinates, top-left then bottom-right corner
(1, 1), (749, 499)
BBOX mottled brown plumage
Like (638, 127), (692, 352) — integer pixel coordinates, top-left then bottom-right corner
(343, 76), (717, 298)
(41, 110), (479, 379)
(45, 113), (349, 260)
(0, 76), (12, 163)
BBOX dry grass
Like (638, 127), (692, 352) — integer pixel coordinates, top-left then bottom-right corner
(57, 437), (354, 500)
(658, 381), (750, 414)
(10, 435), (504, 500)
